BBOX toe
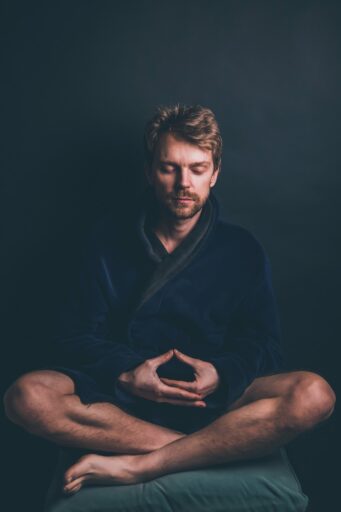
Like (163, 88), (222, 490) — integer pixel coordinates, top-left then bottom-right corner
(64, 454), (94, 484)
(63, 476), (85, 495)
(64, 484), (82, 495)
(70, 483), (82, 494)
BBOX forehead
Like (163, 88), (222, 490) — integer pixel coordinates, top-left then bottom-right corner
(154, 133), (213, 164)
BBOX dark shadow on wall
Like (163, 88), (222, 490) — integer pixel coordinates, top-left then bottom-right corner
(1, 130), (146, 510)
(3, 126), (145, 380)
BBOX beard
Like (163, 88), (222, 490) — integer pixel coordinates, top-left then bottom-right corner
(158, 190), (209, 220)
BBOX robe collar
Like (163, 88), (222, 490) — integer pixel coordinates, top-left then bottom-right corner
(134, 186), (219, 311)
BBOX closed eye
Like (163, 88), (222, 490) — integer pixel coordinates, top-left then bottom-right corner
(160, 165), (176, 173)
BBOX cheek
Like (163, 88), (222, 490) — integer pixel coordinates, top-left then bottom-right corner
(196, 176), (212, 191)
(153, 174), (167, 186)
(154, 178), (173, 195)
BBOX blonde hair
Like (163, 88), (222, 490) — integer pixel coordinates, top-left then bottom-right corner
(144, 104), (222, 171)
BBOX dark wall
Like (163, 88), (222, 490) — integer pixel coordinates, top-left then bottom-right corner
(2, 1), (340, 510)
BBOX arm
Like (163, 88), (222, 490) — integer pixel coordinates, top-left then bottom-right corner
(206, 252), (284, 408)
(51, 230), (146, 393)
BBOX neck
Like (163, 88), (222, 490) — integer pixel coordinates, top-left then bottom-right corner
(152, 208), (203, 254)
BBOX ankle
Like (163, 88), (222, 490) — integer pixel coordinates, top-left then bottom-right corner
(156, 430), (186, 450)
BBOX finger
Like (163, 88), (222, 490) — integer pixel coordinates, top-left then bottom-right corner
(159, 398), (206, 407)
(160, 377), (199, 393)
(158, 382), (202, 401)
(148, 349), (174, 368)
(173, 349), (201, 367)
(160, 379), (209, 399)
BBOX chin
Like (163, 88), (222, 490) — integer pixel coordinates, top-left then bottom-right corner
(169, 203), (202, 220)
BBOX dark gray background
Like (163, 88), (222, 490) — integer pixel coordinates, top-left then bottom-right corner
(1, 1), (340, 510)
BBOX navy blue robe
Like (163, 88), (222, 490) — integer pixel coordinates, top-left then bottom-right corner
(51, 187), (284, 434)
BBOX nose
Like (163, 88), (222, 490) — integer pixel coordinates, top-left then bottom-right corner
(176, 168), (191, 189)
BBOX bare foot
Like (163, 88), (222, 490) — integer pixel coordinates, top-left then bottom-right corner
(63, 453), (145, 495)
(63, 430), (188, 494)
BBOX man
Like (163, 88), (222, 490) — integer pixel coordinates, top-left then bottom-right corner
(4, 104), (336, 495)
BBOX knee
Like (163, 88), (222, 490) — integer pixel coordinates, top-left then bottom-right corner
(3, 372), (57, 435)
(286, 371), (336, 431)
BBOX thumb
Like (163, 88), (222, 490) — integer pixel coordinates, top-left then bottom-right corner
(148, 349), (174, 368)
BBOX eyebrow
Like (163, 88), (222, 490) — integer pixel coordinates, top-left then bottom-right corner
(160, 160), (210, 167)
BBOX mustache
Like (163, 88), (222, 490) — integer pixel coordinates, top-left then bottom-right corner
(171, 193), (196, 200)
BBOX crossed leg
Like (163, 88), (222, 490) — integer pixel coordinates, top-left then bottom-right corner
(61, 370), (335, 494)
(3, 370), (186, 455)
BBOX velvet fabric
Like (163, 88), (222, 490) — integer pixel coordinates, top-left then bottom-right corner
(50, 187), (284, 432)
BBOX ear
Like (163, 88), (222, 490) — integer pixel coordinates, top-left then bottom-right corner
(210, 167), (220, 188)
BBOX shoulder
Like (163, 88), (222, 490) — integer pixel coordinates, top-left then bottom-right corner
(215, 218), (265, 252)
(212, 218), (270, 275)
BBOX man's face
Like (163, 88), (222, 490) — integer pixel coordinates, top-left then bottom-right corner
(146, 133), (219, 220)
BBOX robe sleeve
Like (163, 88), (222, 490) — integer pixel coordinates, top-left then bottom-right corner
(51, 232), (146, 393)
(206, 252), (284, 409)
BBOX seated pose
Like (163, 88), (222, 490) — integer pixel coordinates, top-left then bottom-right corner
(4, 104), (336, 496)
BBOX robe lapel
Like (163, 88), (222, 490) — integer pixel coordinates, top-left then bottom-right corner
(132, 188), (218, 314)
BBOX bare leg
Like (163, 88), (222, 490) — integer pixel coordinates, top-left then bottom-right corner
(62, 371), (335, 494)
(3, 370), (185, 454)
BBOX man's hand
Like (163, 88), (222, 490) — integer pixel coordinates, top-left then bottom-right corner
(159, 349), (220, 400)
(117, 349), (207, 407)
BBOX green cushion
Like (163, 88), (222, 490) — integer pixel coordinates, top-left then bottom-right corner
(44, 448), (309, 512)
